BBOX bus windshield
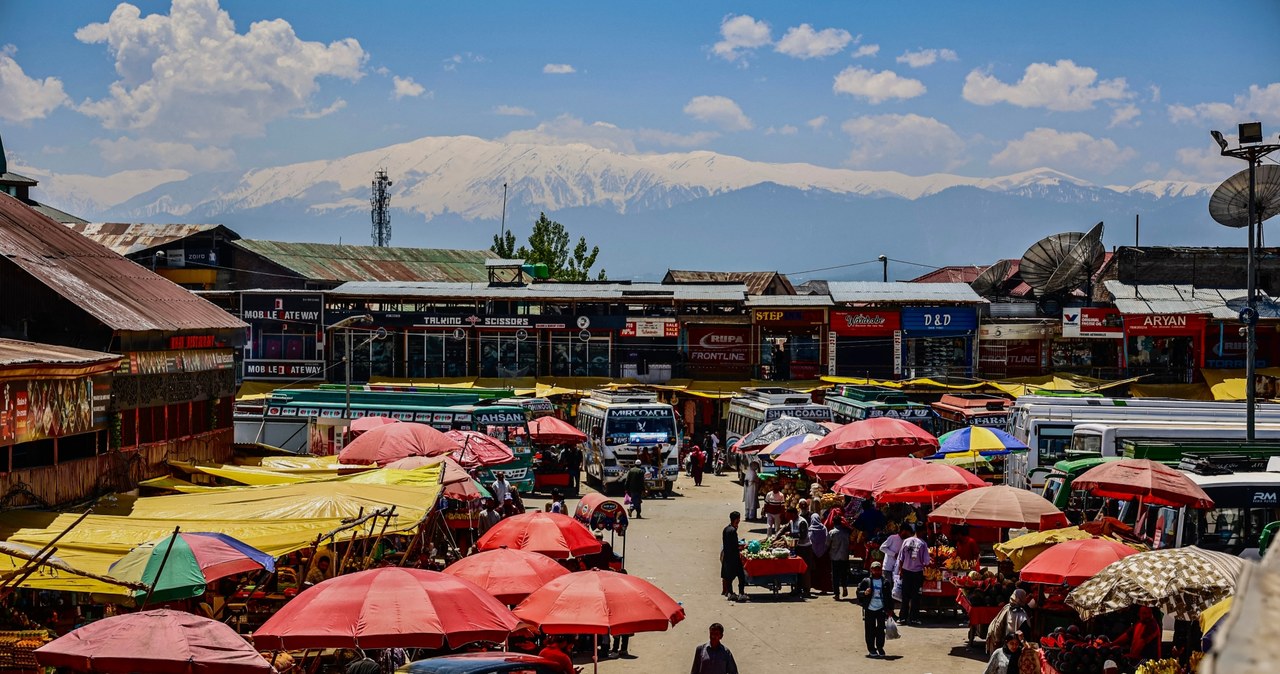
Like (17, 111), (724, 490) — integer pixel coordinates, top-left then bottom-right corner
(1071, 432), (1103, 455)
(1038, 425), (1075, 464)
(605, 414), (676, 442)
(483, 423), (530, 452)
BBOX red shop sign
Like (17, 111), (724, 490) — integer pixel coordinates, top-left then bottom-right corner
(1124, 314), (1207, 336)
(686, 326), (752, 374)
(830, 310), (900, 337)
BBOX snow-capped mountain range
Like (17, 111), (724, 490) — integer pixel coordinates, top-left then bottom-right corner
(26, 134), (1225, 279)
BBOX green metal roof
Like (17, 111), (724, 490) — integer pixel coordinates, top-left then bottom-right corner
(1051, 455), (1121, 475)
(233, 239), (494, 283)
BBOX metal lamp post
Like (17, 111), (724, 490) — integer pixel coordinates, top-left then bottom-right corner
(324, 314), (374, 418)
(1210, 123), (1280, 441)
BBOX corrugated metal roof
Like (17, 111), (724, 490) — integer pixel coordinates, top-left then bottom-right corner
(827, 281), (986, 304)
(29, 202), (87, 226)
(0, 193), (246, 332)
(664, 270), (794, 295)
(0, 339), (120, 368)
(745, 295), (833, 307)
(330, 281), (747, 302)
(66, 223), (233, 256)
(907, 266), (985, 284)
(234, 240), (493, 283)
(1104, 280), (1280, 319)
(0, 172), (38, 187)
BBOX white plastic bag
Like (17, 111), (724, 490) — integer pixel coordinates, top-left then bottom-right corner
(891, 573), (903, 602)
(884, 616), (901, 640)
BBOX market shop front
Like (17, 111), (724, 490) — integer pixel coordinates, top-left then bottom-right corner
(240, 291), (326, 382)
(751, 306), (829, 380)
(901, 306), (978, 378)
(977, 322), (1049, 378)
(828, 309), (900, 379)
(1122, 313), (1207, 383)
(617, 317), (679, 382)
(1055, 307), (1123, 376)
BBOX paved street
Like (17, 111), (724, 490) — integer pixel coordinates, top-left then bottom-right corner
(531, 472), (991, 673)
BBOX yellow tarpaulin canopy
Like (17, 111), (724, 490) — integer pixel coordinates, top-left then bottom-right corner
(1202, 596), (1232, 634)
(1201, 368), (1280, 401)
(0, 479), (442, 594)
(994, 526), (1094, 570)
(163, 464), (442, 494)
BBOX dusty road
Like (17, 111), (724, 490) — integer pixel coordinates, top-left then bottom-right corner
(529, 471), (992, 673)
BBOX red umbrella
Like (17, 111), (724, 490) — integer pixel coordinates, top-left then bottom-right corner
(477, 512), (602, 559)
(527, 417), (587, 445)
(446, 430), (516, 468)
(818, 421), (844, 432)
(443, 478), (490, 502)
(444, 547), (571, 605)
(875, 463), (987, 504)
(1020, 538), (1140, 586)
(832, 457), (928, 498)
(928, 485), (1063, 529)
(385, 455), (472, 484)
(337, 422), (460, 466)
(36, 609), (270, 674)
(804, 462), (860, 480)
(809, 417), (938, 463)
(772, 438), (821, 468)
(514, 569), (684, 635)
(349, 415), (399, 433)
(1071, 458), (1215, 509)
(254, 568), (519, 649)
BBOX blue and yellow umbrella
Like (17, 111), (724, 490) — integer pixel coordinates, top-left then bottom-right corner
(937, 426), (1027, 456)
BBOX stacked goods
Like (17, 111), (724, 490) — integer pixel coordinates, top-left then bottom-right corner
(1134, 659), (1182, 674)
(1040, 626), (1128, 674)
(818, 492), (843, 511)
(951, 570), (1016, 607)
(743, 535), (796, 560)
(0, 630), (53, 670)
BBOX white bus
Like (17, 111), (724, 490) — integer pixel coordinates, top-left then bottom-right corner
(1070, 421), (1280, 457)
(577, 389), (680, 494)
(1005, 396), (1280, 490)
(725, 387), (832, 475)
(1129, 467), (1280, 555)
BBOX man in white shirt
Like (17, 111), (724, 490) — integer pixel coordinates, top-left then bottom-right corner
(897, 526), (932, 625)
(878, 525), (910, 598)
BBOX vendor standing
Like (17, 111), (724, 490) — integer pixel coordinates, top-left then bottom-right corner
(763, 485), (786, 536)
(742, 461), (761, 521)
(788, 502), (813, 598)
(952, 524), (981, 568)
(1113, 606), (1161, 662)
(721, 511), (746, 601)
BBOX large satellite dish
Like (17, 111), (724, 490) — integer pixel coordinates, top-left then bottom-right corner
(1210, 164), (1280, 229)
(970, 259), (1012, 296)
(1018, 222), (1105, 297)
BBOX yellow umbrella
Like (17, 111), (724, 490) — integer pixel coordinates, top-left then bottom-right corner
(932, 452), (993, 471)
(1201, 596), (1232, 635)
(994, 526), (1092, 570)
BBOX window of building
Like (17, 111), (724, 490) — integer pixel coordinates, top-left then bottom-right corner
(408, 331), (469, 378)
(551, 335), (611, 377)
(479, 333), (538, 378)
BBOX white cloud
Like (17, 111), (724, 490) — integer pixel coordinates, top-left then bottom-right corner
(1166, 137), (1240, 182)
(962, 60), (1130, 111)
(493, 105), (535, 117)
(765, 125), (799, 136)
(501, 114), (717, 153)
(774, 24), (852, 59)
(683, 95), (753, 131)
(806, 115), (828, 131)
(851, 44), (879, 58)
(1166, 83), (1280, 125)
(895, 48), (958, 68)
(297, 98), (346, 119)
(74, 0), (365, 143)
(1148, 85), (1161, 103)
(392, 76), (427, 100)
(832, 66), (925, 104)
(9, 162), (191, 211)
(543, 63), (576, 75)
(0, 45), (70, 122)
(712, 14), (772, 62)
(441, 52), (486, 72)
(1108, 103), (1141, 128)
(841, 113), (966, 172)
(990, 127), (1136, 175)
(93, 136), (235, 171)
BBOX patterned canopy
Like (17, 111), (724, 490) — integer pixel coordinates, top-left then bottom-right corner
(1066, 546), (1247, 620)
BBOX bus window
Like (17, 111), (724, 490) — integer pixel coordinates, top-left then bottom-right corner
(1041, 476), (1064, 508)
(1070, 433), (1102, 456)
(605, 415), (676, 443)
(1038, 426), (1075, 465)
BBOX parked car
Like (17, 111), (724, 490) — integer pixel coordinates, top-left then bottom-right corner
(398, 653), (563, 674)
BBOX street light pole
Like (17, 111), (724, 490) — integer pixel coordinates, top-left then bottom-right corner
(1211, 123), (1280, 442)
(324, 314), (373, 419)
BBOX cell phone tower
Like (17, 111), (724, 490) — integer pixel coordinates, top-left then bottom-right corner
(371, 168), (393, 247)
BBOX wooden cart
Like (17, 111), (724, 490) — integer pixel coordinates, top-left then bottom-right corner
(742, 556), (807, 596)
(956, 589), (1002, 646)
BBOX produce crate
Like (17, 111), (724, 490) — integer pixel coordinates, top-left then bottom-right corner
(0, 629), (52, 671)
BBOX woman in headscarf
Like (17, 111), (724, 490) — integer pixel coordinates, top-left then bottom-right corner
(986, 588), (1031, 655)
(743, 460), (760, 521)
(808, 510), (833, 594)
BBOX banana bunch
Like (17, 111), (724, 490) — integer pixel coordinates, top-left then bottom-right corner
(1134, 658), (1183, 674)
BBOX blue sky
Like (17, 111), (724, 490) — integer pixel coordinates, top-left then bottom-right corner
(2, 0), (1278, 186)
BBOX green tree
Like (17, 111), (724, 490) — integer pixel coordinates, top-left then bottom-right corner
(514, 213), (606, 281)
(492, 229), (517, 258)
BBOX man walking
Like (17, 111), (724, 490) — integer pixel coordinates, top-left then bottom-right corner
(897, 525), (931, 625)
(857, 561), (896, 658)
(828, 516), (852, 600)
(691, 623), (739, 674)
(624, 460), (646, 518)
(490, 472), (509, 504)
(564, 444), (581, 492)
(721, 512), (746, 602)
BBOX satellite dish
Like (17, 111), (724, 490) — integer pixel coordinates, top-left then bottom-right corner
(1018, 222), (1105, 297)
(1210, 165), (1280, 229)
(970, 260), (1012, 296)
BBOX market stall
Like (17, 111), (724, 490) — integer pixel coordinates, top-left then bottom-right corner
(741, 536), (808, 596)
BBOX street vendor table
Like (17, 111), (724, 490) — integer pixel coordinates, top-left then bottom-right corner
(743, 556), (807, 595)
(917, 579), (962, 618)
(956, 588), (1002, 646)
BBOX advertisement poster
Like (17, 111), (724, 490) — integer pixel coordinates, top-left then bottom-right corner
(0, 376), (99, 447)
(686, 326), (752, 375)
(1061, 308), (1123, 339)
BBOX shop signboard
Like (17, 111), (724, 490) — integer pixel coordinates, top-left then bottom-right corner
(752, 309), (826, 326)
(686, 326), (752, 375)
(978, 323), (1048, 341)
(240, 293), (324, 325)
(893, 331), (903, 376)
(1061, 308), (1123, 339)
(830, 310), (901, 337)
(901, 307), (978, 334)
(1124, 314), (1207, 336)
(0, 375), (101, 447)
(621, 318), (680, 338)
(244, 360), (325, 380)
(119, 350), (235, 375)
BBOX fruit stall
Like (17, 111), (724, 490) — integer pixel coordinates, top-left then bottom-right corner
(915, 543), (967, 615)
(951, 570), (1017, 646)
(741, 535), (807, 595)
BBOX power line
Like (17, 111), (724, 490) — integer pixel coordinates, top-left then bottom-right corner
(784, 259), (881, 276)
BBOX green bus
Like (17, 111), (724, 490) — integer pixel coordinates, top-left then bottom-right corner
(824, 385), (936, 432)
(236, 388), (536, 492)
(1040, 456), (1121, 510)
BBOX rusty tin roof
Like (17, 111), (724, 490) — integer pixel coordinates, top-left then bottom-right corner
(233, 239), (494, 282)
(66, 223), (236, 256)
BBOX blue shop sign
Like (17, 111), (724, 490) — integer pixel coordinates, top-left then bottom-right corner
(901, 307), (978, 335)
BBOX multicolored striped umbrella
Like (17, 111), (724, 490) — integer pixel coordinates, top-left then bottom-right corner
(109, 532), (275, 603)
(937, 426), (1027, 456)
